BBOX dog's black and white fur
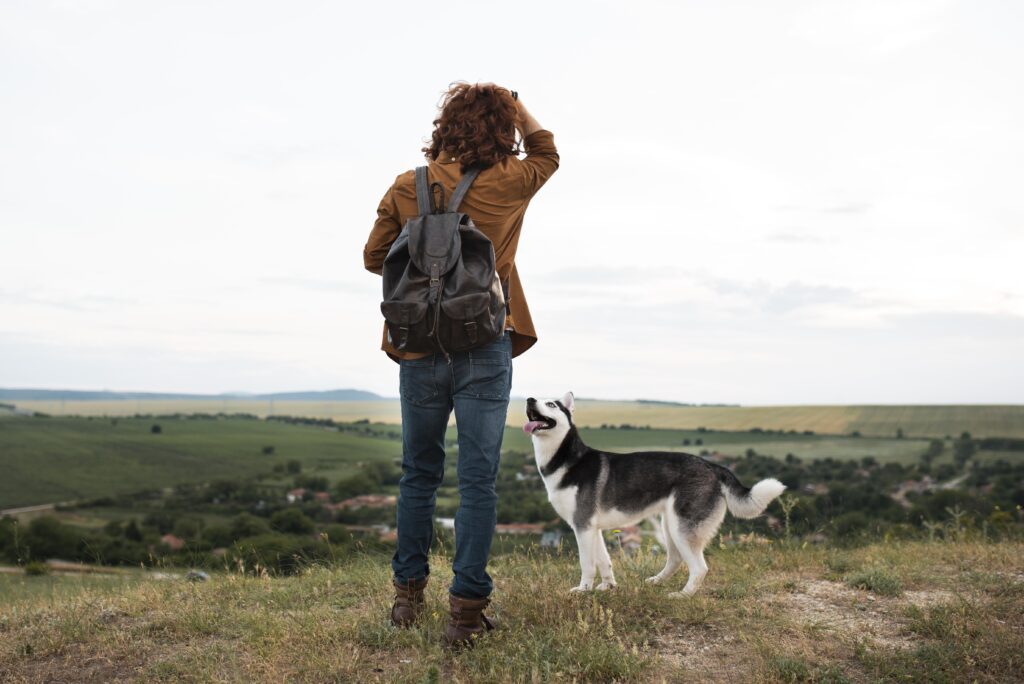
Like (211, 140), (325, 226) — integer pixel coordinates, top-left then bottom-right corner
(524, 392), (786, 596)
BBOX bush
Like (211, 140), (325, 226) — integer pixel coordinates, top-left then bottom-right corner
(23, 517), (81, 561)
(229, 513), (272, 540)
(228, 534), (331, 575)
(831, 512), (870, 540)
(24, 561), (49, 576)
(845, 568), (903, 596)
(336, 472), (377, 500)
(270, 508), (315, 535)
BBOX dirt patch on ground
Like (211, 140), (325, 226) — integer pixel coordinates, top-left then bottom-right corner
(3, 643), (154, 684)
(771, 580), (958, 650)
(652, 622), (751, 683)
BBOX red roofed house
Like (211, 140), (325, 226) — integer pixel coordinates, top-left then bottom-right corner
(161, 534), (185, 551)
(339, 494), (397, 510)
(494, 523), (544, 535)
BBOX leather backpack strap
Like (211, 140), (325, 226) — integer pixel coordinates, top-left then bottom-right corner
(448, 166), (481, 213)
(414, 166), (431, 216)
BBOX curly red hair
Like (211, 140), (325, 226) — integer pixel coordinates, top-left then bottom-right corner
(422, 82), (521, 171)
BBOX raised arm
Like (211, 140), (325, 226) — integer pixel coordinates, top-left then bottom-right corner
(515, 100), (559, 199)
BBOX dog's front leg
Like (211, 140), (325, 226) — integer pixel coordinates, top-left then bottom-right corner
(594, 532), (617, 590)
(569, 526), (597, 592)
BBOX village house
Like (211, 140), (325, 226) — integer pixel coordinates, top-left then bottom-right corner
(160, 533), (185, 551)
(613, 525), (643, 554)
(338, 494), (396, 510)
(495, 523), (544, 535)
(286, 488), (306, 504)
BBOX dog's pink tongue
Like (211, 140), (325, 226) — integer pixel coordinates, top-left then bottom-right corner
(523, 420), (544, 435)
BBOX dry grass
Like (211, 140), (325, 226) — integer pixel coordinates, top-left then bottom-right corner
(1, 540), (1022, 683)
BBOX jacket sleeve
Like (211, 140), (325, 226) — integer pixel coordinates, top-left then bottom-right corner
(363, 180), (402, 275)
(520, 129), (560, 199)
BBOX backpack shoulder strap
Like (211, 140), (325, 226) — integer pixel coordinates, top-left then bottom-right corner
(448, 166), (481, 213)
(414, 166), (431, 216)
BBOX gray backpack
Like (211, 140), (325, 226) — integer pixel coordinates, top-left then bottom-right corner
(380, 166), (508, 354)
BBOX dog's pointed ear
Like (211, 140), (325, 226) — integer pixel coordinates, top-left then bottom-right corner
(562, 391), (575, 414)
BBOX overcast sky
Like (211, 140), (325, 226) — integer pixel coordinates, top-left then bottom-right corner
(1, 0), (1022, 404)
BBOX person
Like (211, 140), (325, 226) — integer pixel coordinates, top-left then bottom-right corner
(363, 81), (559, 648)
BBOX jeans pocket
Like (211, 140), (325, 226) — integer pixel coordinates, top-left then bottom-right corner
(399, 357), (438, 405)
(466, 349), (511, 400)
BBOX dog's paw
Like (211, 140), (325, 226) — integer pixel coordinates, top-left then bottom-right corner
(644, 575), (663, 585)
(569, 584), (592, 593)
(596, 581), (617, 591)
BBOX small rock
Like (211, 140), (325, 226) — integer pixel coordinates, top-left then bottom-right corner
(186, 570), (210, 582)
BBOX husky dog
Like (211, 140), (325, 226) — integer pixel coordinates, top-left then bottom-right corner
(524, 392), (786, 596)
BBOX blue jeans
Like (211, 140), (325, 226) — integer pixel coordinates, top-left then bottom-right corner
(391, 330), (512, 599)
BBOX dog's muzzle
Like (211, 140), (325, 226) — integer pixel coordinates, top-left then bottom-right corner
(523, 400), (556, 434)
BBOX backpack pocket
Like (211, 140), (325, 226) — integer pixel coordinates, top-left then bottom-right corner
(440, 292), (504, 352)
(381, 300), (432, 352)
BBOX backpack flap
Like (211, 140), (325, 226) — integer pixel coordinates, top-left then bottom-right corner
(380, 300), (430, 351)
(439, 291), (505, 350)
(406, 214), (463, 288)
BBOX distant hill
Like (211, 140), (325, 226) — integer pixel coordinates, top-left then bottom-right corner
(0, 388), (388, 401)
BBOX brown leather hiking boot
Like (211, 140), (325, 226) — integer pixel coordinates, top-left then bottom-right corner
(390, 576), (428, 628)
(443, 593), (498, 649)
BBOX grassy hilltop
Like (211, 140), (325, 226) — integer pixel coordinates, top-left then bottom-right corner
(1, 539), (1022, 683)
(2, 404), (1022, 681)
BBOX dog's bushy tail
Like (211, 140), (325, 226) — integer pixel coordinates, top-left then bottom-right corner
(709, 463), (786, 519)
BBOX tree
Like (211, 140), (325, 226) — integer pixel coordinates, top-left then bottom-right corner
(24, 517), (81, 561)
(172, 515), (205, 541)
(336, 472), (377, 500)
(125, 519), (143, 542)
(286, 460), (302, 474)
(920, 440), (943, 471)
(953, 432), (977, 470)
(150, 424), (162, 434)
(229, 513), (271, 541)
(270, 508), (315, 535)
(294, 475), (330, 492)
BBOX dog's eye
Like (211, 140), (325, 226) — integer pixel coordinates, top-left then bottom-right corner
(545, 402), (556, 408)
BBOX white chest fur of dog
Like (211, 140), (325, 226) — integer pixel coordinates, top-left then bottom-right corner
(524, 392), (786, 596)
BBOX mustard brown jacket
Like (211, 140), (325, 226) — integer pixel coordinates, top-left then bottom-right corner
(363, 129), (560, 362)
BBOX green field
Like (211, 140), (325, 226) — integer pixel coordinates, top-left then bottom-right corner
(12, 399), (1024, 438)
(0, 416), (404, 509)
(4, 409), (1020, 510)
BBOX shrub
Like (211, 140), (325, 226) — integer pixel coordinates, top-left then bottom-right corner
(229, 513), (272, 540)
(228, 534), (331, 575)
(270, 508), (315, 535)
(24, 561), (49, 576)
(844, 568), (903, 596)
